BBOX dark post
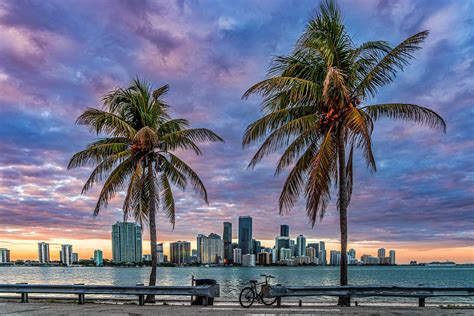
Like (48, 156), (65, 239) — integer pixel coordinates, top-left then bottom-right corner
(276, 297), (281, 307)
(299, 299), (302, 307)
(419, 297), (426, 307)
(190, 275), (194, 305)
(137, 284), (145, 306)
(75, 283), (85, 304)
(17, 283), (28, 303)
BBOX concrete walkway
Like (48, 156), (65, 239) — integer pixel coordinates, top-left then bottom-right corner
(1, 302), (473, 315)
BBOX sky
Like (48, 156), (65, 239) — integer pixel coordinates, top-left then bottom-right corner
(0, 0), (473, 264)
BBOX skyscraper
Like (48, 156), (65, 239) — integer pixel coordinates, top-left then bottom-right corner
(389, 250), (396, 265)
(0, 248), (10, 263)
(319, 241), (327, 265)
(196, 234), (205, 263)
(275, 236), (290, 260)
(296, 235), (306, 256)
(233, 248), (242, 264)
(348, 248), (356, 264)
(223, 222), (232, 262)
(377, 248), (386, 263)
(112, 221), (143, 263)
(306, 247), (318, 264)
(199, 233), (224, 264)
(330, 250), (341, 265)
(60, 244), (73, 266)
(72, 253), (79, 263)
(280, 224), (289, 237)
(94, 250), (103, 266)
(252, 239), (261, 254)
(242, 254), (256, 267)
(157, 243), (164, 264)
(170, 241), (191, 264)
(238, 216), (252, 255)
(307, 242), (319, 259)
(38, 242), (50, 263)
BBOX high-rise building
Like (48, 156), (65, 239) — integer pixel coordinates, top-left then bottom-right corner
(330, 250), (341, 265)
(306, 247), (318, 264)
(275, 236), (290, 260)
(72, 253), (79, 263)
(94, 250), (103, 266)
(361, 254), (379, 265)
(170, 241), (191, 264)
(257, 252), (272, 265)
(157, 243), (164, 264)
(389, 250), (396, 265)
(196, 234), (205, 263)
(377, 248), (386, 262)
(223, 222), (232, 262)
(280, 224), (289, 237)
(238, 216), (252, 255)
(252, 239), (262, 255)
(348, 248), (356, 264)
(319, 241), (327, 265)
(112, 221), (143, 263)
(38, 242), (50, 263)
(60, 244), (73, 266)
(0, 248), (10, 263)
(199, 233), (224, 264)
(296, 235), (306, 256)
(242, 254), (256, 267)
(307, 242), (319, 259)
(233, 248), (242, 264)
(279, 248), (292, 261)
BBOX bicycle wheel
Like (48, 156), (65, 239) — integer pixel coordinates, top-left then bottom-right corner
(239, 287), (255, 308)
(261, 295), (277, 306)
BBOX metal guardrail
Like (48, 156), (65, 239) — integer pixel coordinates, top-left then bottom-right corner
(0, 283), (220, 306)
(261, 285), (474, 307)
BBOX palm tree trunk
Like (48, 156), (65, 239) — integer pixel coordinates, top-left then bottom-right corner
(146, 158), (158, 303)
(337, 127), (350, 307)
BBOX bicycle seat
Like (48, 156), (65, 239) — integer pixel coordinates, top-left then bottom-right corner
(250, 279), (258, 283)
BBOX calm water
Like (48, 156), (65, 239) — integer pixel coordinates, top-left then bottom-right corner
(1, 265), (473, 302)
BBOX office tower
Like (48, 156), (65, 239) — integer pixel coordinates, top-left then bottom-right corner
(280, 248), (292, 261)
(94, 250), (103, 266)
(60, 244), (73, 266)
(38, 242), (50, 263)
(319, 241), (327, 265)
(223, 222), (233, 262)
(280, 224), (289, 237)
(112, 221), (143, 263)
(238, 216), (252, 255)
(252, 239), (261, 255)
(275, 236), (290, 260)
(296, 256), (310, 265)
(330, 250), (341, 265)
(377, 248), (386, 262)
(170, 241), (191, 264)
(361, 254), (379, 265)
(306, 247), (318, 264)
(307, 242), (320, 259)
(389, 250), (396, 265)
(296, 235), (306, 256)
(233, 248), (242, 264)
(196, 234), (205, 263)
(157, 243), (164, 264)
(72, 253), (79, 263)
(200, 233), (224, 264)
(348, 248), (356, 264)
(0, 248), (10, 263)
(242, 254), (256, 267)
(257, 252), (272, 265)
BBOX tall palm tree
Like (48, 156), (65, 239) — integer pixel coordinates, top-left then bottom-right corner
(242, 0), (445, 306)
(68, 78), (223, 302)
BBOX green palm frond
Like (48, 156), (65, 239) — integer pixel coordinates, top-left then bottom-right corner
(355, 31), (429, 98)
(160, 172), (176, 228)
(362, 103), (447, 132)
(67, 137), (130, 169)
(344, 107), (376, 171)
(76, 108), (137, 138)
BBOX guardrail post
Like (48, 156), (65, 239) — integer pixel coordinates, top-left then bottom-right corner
(136, 284), (145, 306)
(75, 283), (85, 304)
(17, 283), (28, 303)
(419, 297), (425, 307)
(276, 297), (281, 307)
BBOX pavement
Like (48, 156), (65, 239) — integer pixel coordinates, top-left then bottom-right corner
(1, 302), (473, 316)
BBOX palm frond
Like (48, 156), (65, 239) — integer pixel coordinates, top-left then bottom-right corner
(67, 137), (130, 169)
(160, 172), (176, 228)
(344, 107), (376, 171)
(76, 108), (137, 137)
(362, 103), (447, 132)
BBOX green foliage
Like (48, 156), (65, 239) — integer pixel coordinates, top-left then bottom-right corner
(242, 0), (446, 226)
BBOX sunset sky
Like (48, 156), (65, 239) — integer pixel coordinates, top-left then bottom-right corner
(0, 0), (472, 264)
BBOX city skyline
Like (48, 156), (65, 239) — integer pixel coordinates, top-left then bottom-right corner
(0, 0), (472, 264)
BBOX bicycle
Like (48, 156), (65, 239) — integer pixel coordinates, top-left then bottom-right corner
(239, 274), (277, 308)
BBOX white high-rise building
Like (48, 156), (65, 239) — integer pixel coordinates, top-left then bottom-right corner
(0, 248), (10, 263)
(280, 248), (292, 261)
(348, 248), (356, 264)
(157, 243), (164, 264)
(233, 248), (242, 264)
(38, 242), (50, 263)
(199, 233), (224, 264)
(306, 247), (318, 264)
(319, 241), (327, 265)
(296, 235), (306, 256)
(330, 250), (341, 265)
(389, 250), (396, 265)
(60, 244), (73, 266)
(242, 254), (256, 267)
(377, 248), (386, 262)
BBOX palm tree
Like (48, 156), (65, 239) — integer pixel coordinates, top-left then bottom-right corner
(242, 0), (445, 306)
(68, 78), (223, 302)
